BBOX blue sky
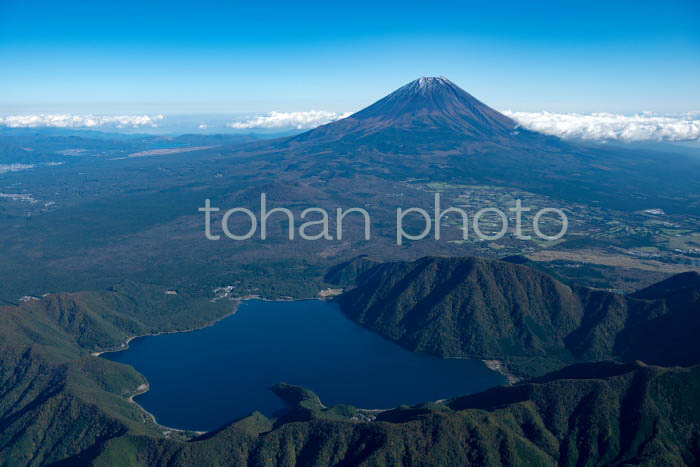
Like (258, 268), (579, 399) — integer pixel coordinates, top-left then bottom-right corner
(1, 0), (699, 115)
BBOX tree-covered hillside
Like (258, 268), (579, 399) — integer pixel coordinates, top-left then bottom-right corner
(93, 362), (700, 466)
(0, 283), (235, 466)
(335, 256), (700, 377)
(1, 258), (699, 465)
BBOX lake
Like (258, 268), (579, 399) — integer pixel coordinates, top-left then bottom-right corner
(104, 299), (505, 431)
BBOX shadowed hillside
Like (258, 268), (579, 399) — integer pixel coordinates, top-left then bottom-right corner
(0, 259), (698, 465)
(92, 362), (700, 466)
(0, 284), (236, 465)
(334, 256), (700, 377)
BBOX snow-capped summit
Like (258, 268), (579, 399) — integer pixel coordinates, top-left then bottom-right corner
(417, 76), (451, 90)
(296, 76), (518, 142)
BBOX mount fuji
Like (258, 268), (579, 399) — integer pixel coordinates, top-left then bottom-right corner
(298, 77), (520, 142)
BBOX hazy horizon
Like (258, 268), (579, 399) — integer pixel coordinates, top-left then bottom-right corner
(1, 77), (699, 143)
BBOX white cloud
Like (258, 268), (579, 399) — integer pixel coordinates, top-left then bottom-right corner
(0, 164), (35, 174)
(227, 110), (352, 130)
(0, 114), (165, 129)
(5, 110), (697, 143)
(503, 111), (700, 142)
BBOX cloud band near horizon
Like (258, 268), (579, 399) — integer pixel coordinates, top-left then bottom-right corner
(0, 114), (164, 128)
(503, 111), (700, 142)
(230, 110), (700, 141)
(226, 110), (353, 130)
(2, 111), (700, 142)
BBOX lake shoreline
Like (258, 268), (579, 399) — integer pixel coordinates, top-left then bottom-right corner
(127, 382), (207, 438)
(91, 302), (242, 358)
(98, 294), (507, 435)
(482, 360), (521, 384)
(92, 301), (246, 437)
(93, 295), (333, 436)
(92, 292), (343, 358)
(94, 293), (343, 357)
(443, 355), (519, 385)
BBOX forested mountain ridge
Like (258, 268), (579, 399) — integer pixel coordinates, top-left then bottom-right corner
(334, 256), (700, 377)
(1, 258), (699, 465)
(92, 362), (700, 466)
(0, 284), (235, 465)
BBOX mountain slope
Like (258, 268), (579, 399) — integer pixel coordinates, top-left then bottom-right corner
(296, 77), (519, 143)
(0, 283), (236, 465)
(337, 256), (586, 359)
(334, 257), (700, 376)
(0, 346), (142, 466)
(614, 272), (700, 366)
(245, 76), (700, 214)
(0, 262), (698, 465)
(94, 362), (700, 466)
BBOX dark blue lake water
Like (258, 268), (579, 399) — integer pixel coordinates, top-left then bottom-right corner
(104, 299), (504, 431)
